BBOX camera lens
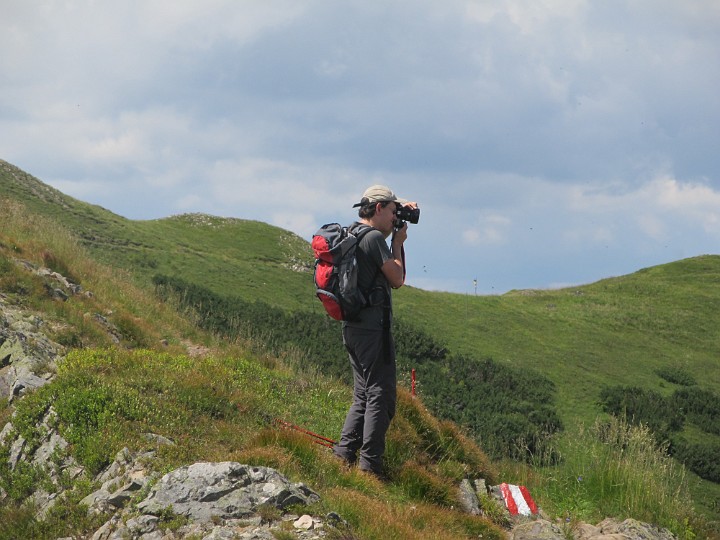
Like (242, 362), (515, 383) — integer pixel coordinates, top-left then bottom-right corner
(397, 206), (420, 224)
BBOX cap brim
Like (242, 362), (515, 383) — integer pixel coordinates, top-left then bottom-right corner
(352, 196), (407, 208)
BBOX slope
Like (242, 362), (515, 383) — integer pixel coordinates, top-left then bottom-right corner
(0, 178), (505, 540)
(394, 256), (720, 423)
(3, 158), (719, 440)
(1, 159), (716, 534)
(0, 159), (314, 310)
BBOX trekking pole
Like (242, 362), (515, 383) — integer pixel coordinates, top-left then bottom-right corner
(274, 419), (336, 448)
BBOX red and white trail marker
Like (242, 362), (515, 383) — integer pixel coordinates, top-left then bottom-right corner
(499, 483), (538, 516)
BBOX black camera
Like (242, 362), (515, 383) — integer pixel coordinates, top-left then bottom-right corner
(395, 204), (420, 228)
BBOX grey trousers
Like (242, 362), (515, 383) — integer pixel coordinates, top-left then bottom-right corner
(333, 326), (397, 474)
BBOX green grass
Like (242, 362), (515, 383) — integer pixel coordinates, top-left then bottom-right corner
(2, 348), (504, 540)
(5, 160), (718, 429)
(500, 416), (711, 539)
(394, 257), (720, 426)
(0, 160), (314, 310)
(0, 195), (505, 538)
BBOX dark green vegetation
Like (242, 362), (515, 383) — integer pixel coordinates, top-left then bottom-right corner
(2, 159), (719, 536)
(153, 274), (563, 462)
(600, 385), (720, 482)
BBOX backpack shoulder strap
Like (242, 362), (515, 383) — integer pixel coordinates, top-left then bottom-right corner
(347, 221), (373, 240)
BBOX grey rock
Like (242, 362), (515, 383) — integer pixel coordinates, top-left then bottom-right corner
(143, 432), (176, 447)
(457, 478), (481, 515)
(96, 447), (134, 484)
(294, 514), (314, 530)
(82, 448), (155, 513)
(0, 314), (61, 402)
(203, 527), (240, 539)
(11, 366), (50, 399)
(90, 515), (121, 540)
(126, 514), (160, 534)
(509, 519), (566, 540)
(32, 429), (68, 467)
(0, 422), (14, 446)
(596, 518), (676, 540)
(137, 462), (320, 523)
(106, 480), (145, 508)
(8, 432), (26, 470)
(81, 488), (113, 511)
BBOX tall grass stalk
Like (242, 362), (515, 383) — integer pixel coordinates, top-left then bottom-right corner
(526, 416), (699, 538)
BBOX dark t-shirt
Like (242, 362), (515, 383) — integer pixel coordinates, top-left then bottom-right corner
(343, 224), (393, 330)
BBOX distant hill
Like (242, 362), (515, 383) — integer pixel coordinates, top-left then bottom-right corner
(0, 159), (314, 310)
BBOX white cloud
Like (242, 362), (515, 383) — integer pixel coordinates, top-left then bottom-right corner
(567, 176), (720, 238)
(462, 214), (512, 246)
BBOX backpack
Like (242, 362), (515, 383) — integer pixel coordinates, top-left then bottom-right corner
(311, 222), (373, 321)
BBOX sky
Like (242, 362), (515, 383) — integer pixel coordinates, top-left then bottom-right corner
(2, 0), (719, 294)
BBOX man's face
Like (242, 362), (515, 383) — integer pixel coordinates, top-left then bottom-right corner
(374, 201), (398, 235)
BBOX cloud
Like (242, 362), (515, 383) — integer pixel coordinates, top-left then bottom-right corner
(1, 1), (718, 294)
(462, 214), (512, 246)
(568, 176), (720, 238)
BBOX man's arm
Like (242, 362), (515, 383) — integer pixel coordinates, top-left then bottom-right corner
(381, 223), (407, 289)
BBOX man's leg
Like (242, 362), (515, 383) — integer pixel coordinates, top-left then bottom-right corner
(347, 329), (397, 475)
(333, 328), (368, 465)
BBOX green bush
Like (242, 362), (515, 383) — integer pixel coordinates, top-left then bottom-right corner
(599, 385), (684, 439)
(671, 439), (720, 483)
(673, 388), (720, 436)
(656, 365), (697, 387)
(599, 384), (720, 484)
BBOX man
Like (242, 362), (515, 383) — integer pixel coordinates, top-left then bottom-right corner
(332, 185), (417, 478)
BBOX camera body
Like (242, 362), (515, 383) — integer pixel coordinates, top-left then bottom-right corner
(394, 204), (420, 229)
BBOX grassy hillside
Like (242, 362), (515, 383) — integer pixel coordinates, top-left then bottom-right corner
(2, 159), (719, 534)
(0, 190), (506, 540)
(0, 160), (314, 310)
(3, 158), (717, 427)
(395, 256), (720, 423)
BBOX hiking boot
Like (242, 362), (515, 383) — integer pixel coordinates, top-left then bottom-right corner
(359, 467), (390, 483)
(333, 452), (356, 469)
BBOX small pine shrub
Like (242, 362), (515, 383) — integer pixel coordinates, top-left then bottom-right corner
(656, 366), (697, 387)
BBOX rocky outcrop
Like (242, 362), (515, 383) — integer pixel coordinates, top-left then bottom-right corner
(509, 517), (677, 540)
(2, 416), (333, 540)
(0, 258), (91, 403)
(136, 461), (320, 522)
(83, 457), (326, 540)
(0, 302), (62, 402)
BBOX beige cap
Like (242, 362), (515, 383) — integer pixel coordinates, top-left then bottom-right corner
(352, 185), (407, 207)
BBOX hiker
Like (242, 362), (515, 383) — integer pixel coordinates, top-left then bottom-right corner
(332, 185), (418, 478)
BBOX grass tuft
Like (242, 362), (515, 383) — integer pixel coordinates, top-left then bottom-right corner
(521, 416), (705, 539)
